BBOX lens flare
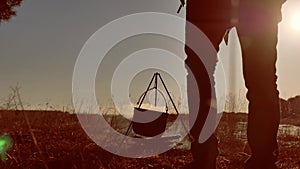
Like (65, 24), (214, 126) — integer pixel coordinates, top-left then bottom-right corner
(0, 133), (13, 162)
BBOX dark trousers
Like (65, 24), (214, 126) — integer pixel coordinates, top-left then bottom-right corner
(185, 0), (283, 168)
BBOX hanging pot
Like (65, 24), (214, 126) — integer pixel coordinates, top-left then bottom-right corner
(132, 108), (168, 137)
(132, 88), (169, 137)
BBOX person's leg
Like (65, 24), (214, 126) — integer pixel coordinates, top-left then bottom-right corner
(238, 27), (280, 169)
(237, 2), (282, 168)
(184, 22), (229, 169)
(184, 0), (233, 168)
(184, 50), (218, 169)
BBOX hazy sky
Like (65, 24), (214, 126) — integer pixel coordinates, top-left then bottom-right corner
(0, 0), (300, 110)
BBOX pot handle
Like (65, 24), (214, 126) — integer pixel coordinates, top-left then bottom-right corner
(136, 87), (168, 113)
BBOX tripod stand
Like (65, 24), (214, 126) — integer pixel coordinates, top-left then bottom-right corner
(125, 72), (191, 140)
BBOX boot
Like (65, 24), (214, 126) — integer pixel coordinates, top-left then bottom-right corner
(245, 149), (278, 169)
(182, 135), (219, 169)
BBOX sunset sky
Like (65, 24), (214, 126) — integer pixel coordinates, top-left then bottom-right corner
(0, 0), (299, 111)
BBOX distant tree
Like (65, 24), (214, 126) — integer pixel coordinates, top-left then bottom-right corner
(288, 95), (300, 115)
(0, 0), (23, 23)
(279, 98), (290, 118)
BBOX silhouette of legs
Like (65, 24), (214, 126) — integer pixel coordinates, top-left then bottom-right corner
(184, 1), (283, 169)
(185, 21), (230, 169)
(184, 1), (232, 169)
(237, 8), (281, 169)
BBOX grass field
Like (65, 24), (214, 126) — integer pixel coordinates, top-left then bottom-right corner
(0, 110), (299, 169)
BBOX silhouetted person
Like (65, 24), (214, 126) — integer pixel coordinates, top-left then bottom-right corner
(184, 0), (286, 168)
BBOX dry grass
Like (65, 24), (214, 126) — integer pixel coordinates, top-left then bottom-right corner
(0, 110), (299, 169)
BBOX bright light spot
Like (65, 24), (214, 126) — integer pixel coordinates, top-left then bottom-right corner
(291, 12), (300, 31)
(0, 134), (13, 162)
(0, 140), (6, 147)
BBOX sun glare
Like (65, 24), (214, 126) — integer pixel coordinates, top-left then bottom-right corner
(291, 12), (300, 31)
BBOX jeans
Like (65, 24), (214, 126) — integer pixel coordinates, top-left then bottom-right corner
(185, 0), (283, 168)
